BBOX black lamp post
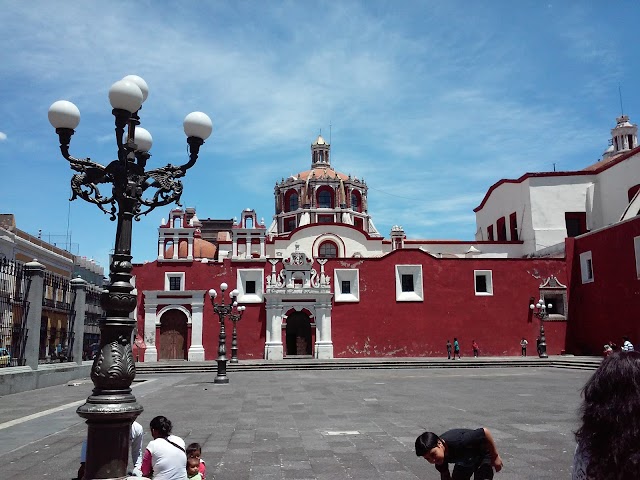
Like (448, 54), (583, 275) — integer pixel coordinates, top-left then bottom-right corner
(48, 75), (212, 479)
(530, 297), (551, 358)
(208, 284), (241, 383)
(229, 305), (246, 363)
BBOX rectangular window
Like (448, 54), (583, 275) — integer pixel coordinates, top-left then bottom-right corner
(474, 270), (493, 296)
(245, 280), (256, 294)
(496, 217), (507, 241)
(395, 265), (423, 301)
(487, 225), (494, 241)
(169, 276), (181, 291)
(401, 274), (414, 292)
(334, 269), (360, 302)
(543, 293), (565, 317)
(580, 251), (594, 283)
(509, 212), (518, 241)
(164, 272), (185, 291)
(565, 212), (587, 237)
(317, 215), (333, 224)
(284, 218), (296, 232)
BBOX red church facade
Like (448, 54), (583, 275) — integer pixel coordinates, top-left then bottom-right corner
(132, 117), (640, 361)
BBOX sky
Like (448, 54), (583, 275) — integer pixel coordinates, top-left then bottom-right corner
(1, 1), (639, 271)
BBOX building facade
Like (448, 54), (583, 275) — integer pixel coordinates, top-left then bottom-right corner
(131, 119), (639, 361)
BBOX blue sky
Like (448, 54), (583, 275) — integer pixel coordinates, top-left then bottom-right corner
(1, 1), (639, 270)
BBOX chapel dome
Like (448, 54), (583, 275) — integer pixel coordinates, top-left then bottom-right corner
(165, 237), (217, 259)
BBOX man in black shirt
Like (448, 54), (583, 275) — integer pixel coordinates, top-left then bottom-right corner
(415, 428), (503, 479)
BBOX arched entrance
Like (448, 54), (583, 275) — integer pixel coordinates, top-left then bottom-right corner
(159, 310), (188, 360)
(285, 311), (312, 356)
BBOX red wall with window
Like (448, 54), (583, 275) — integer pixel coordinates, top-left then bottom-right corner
(565, 216), (640, 355)
(134, 251), (568, 360)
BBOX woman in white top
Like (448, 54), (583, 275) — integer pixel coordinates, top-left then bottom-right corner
(572, 351), (640, 479)
(141, 416), (187, 480)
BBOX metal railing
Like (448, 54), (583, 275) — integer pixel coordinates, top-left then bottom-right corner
(0, 259), (30, 367)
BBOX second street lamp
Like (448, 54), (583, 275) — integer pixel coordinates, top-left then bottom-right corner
(208, 284), (242, 383)
(48, 75), (212, 479)
(229, 305), (246, 363)
(530, 297), (551, 358)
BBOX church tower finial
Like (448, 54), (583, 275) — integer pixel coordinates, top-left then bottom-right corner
(311, 134), (330, 168)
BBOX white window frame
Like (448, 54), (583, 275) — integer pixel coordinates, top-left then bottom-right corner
(474, 270), (493, 296)
(164, 272), (185, 291)
(580, 251), (594, 284)
(334, 269), (360, 302)
(236, 268), (264, 303)
(635, 236), (640, 279)
(395, 265), (423, 302)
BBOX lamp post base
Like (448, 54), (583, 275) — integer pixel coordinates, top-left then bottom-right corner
(214, 358), (229, 383)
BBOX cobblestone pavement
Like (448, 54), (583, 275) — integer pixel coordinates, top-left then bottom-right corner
(0, 366), (592, 479)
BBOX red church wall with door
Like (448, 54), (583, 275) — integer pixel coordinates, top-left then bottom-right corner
(133, 252), (568, 360)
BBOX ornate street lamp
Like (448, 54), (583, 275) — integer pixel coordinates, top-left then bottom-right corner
(48, 75), (212, 479)
(208, 284), (241, 383)
(229, 305), (246, 363)
(530, 297), (551, 358)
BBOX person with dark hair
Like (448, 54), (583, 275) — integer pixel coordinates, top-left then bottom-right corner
(446, 340), (452, 360)
(415, 427), (503, 479)
(186, 442), (206, 479)
(141, 416), (187, 480)
(453, 337), (461, 360)
(572, 351), (640, 479)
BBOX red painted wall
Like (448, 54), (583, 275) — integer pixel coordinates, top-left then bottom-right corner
(565, 216), (640, 355)
(133, 251), (568, 360)
(324, 250), (566, 357)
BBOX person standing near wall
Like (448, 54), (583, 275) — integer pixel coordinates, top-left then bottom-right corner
(446, 340), (452, 360)
(453, 338), (461, 360)
(472, 340), (479, 358)
(520, 337), (528, 356)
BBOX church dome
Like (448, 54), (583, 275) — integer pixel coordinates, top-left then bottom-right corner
(165, 237), (217, 259)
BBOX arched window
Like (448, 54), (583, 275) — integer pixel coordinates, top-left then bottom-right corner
(351, 193), (359, 209)
(288, 193), (298, 212)
(318, 190), (332, 208)
(173, 217), (182, 228)
(318, 241), (338, 258)
(284, 190), (298, 212)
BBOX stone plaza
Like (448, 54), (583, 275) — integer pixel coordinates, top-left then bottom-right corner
(0, 363), (592, 479)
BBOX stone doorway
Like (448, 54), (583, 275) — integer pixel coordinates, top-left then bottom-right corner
(159, 310), (187, 360)
(285, 311), (312, 356)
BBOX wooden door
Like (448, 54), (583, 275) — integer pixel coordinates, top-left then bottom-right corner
(159, 310), (187, 360)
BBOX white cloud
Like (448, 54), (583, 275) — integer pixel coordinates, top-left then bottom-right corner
(0, 132), (6, 141)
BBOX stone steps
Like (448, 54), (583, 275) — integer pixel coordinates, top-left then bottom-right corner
(134, 356), (601, 375)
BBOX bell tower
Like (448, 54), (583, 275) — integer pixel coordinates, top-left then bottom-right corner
(611, 114), (638, 153)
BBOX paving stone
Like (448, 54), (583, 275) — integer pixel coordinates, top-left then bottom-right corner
(0, 366), (592, 479)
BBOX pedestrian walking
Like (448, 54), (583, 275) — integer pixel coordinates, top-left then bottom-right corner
(416, 427), (503, 479)
(520, 337), (528, 356)
(453, 337), (461, 360)
(536, 337), (541, 356)
(446, 340), (452, 360)
(472, 340), (479, 358)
